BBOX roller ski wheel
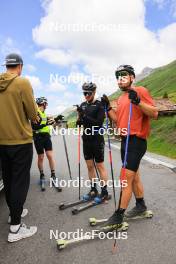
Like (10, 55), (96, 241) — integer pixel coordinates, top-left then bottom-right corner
(57, 239), (67, 250)
(72, 208), (79, 215)
(89, 217), (99, 226)
(59, 203), (65, 210)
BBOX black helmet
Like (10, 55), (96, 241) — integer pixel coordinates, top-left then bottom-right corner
(36, 97), (48, 105)
(82, 82), (97, 92)
(3, 53), (23, 66)
(115, 65), (135, 78)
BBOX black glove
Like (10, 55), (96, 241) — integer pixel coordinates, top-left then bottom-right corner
(101, 94), (112, 111)
(128, 89), (140, 105)
(54, 114), (64, 122)
(76, 106), (84, 114)
(47, 118), (55, 125)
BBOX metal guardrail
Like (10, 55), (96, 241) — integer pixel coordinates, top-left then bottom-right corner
(158, 110), (176, 116)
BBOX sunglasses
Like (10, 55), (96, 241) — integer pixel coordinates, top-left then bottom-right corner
(115, 71), (129, 78)
(83, 91), (93, 96)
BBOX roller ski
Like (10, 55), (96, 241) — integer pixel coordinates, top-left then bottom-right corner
(56, 221), (129, 251)
(72, 194), (111, 215)
(51, 173), (62, 192)
(89, 209), (153, 226)
(59, 188), (98, 210)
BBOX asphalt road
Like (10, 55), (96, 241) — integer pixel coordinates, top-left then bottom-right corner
(0, 134), (176, 264)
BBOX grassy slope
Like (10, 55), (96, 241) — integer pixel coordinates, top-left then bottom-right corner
(137, 60), (176, 158)
(137, 60), (176, 102)
(148, 116), (176, 159)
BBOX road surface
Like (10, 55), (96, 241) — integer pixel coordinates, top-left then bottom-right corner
(0, 134), (176, 264)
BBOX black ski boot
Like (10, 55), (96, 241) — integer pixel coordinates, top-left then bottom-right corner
(51, 173), (62, 192)
(100, 209), (125, 232)
(83, 188), (99, 201)
(125, 202), (147, 218)
(98, 189), (109, 202)
(40, 173), (46, 192)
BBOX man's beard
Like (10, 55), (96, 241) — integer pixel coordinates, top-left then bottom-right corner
(119, 86), (128, 91)
(119, 80), (133, 91)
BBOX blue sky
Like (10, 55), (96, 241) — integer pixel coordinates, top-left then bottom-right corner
(145, 0), (176, 30)
(0, 0), (176, 114)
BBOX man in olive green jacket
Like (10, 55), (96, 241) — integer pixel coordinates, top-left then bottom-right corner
(0, 53), (38, 243)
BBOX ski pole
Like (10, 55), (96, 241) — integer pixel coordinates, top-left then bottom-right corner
(112, 102), (132, 253)
(78, 125), (81, 200)
(118, 102), (132, 209)
(104, 105), (117, 209)
(73, 104), (82, 200)
(62, 133), (72, 180)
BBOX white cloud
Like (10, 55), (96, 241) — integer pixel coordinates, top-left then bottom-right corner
(35, 48), (77, 66)
(25, 75), (42, 91)
(24, 74), (69, 113)
(0, 37), (21, 57)
(46, 81), (66, 92)
(32, 0), (176, 96)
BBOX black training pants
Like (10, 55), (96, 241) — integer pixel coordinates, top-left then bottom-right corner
(0, 143), (33, 225)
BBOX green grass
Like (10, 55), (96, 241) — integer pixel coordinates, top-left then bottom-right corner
(137, 60), (176, 101)
(148, 116), (176, 159)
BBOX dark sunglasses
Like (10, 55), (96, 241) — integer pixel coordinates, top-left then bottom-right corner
(115, 71), (129, 78)
(83, 91), (93, 96)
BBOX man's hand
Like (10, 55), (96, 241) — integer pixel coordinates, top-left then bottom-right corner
(54, 115), (64, 122)
(128, 89), (140, 105)
(101, 94), (112, 111)
(47, 118), (55, 125)
(32, 113), (41, 124)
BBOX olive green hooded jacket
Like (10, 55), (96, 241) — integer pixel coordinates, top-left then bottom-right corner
(0, 72), (38, 145)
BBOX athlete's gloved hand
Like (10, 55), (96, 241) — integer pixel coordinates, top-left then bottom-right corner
(54, 115), (64, 122)
(76, 106), (84, 114)
(101, 94), (112, 111)
(47, 118), (55, 125)
(128, 89), (140, 105)
(54, 115), (64, 123)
